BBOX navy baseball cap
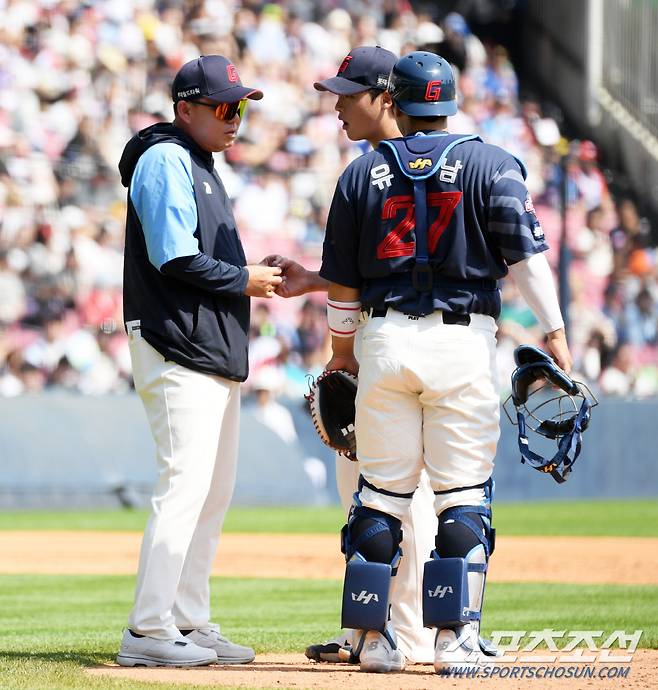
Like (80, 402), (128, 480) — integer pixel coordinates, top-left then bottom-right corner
(172, 55), (263, 104)
(314, 46), (396, 95)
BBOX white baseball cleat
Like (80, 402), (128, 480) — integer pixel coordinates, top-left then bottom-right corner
(434, 625), (487, 673)
(116, 629), (217, 667)
(358, 630), (406, 673)
(183, 625), (255, 664)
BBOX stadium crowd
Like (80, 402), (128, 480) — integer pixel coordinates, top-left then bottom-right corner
(0, 0), (656, 400)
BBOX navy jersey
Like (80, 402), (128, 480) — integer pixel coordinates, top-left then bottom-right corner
(320, 131), (548, 317)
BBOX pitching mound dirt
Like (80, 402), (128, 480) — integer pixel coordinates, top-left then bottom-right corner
(87, 650), (657, 690)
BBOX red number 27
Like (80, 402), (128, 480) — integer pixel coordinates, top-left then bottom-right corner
(377, 191), (462, 259)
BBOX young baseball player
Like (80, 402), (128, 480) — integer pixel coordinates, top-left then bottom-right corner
(267, 46), (436, 666)
(117, 55), (281, 667)
(320, 51), (572, 674)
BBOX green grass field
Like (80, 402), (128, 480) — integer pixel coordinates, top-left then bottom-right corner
(1, 498), (657, 536)
(0, 500), (656, 689)
(0, 575), (655, 690)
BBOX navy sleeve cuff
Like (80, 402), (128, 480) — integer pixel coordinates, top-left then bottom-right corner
(161, 253), (248, 297)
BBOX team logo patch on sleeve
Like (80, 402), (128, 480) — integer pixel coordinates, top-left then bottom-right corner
(409, 157), (433, 170)
(531, 221), (544, 240)
(525, 194), (536, 214)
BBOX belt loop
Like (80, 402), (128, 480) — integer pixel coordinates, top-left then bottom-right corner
(370, 308), (388, 318)
(441, 311), (471, 326)
(125, 319), (142, 338)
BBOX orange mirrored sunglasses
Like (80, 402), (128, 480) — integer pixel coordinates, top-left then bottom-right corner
(192, 99), (248, 121)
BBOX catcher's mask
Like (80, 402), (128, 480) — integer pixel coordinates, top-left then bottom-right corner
(503, 345), (598, 484)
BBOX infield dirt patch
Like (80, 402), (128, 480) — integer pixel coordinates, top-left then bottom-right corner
(1, 532), (657, 584)
(87, 650), (656, 690)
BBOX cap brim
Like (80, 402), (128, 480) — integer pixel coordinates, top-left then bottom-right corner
(396, 100), (457, 117)
(208, 86), (263, 103)
(314, 76), (369, 95)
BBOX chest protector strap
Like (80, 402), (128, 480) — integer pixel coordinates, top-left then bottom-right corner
(380, 133), (481, 292)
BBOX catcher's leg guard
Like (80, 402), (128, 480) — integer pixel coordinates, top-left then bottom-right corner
(423, 483), (495, 671)
(340, 506), (402, 634)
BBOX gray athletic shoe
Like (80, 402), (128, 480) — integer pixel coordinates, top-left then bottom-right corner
(434, 625), (486, 673)
(358, 630), (406, 673)
(116, 629), (217, 667)
(184, 626), (255, 664)
(305, 631), (353, 663)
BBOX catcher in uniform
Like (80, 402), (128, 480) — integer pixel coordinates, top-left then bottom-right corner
(266, 46), (436, 665)
(320, 52), (572, 674)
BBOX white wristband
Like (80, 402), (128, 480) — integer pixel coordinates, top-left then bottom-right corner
(327, 299), (361, 338)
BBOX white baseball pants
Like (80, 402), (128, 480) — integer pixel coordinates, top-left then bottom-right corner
(350, 309), (499, 660)
(356, 309), (500, 506)
(127, 335), (240, 639)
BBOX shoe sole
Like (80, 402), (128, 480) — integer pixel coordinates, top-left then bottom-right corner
(116, 654), (215, 668)
(215, 655), (255, 665)
(360, 657), (406, 673)
(435, 658), (489, 674)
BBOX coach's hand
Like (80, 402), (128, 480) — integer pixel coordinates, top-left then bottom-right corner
(262, 255), (328, 297)
(244, 264), (283, 298)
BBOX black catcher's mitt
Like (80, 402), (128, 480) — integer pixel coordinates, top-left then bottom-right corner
(305, 370), (358, 460)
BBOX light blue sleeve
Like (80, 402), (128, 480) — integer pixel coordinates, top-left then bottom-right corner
(129, 143), (199, 270)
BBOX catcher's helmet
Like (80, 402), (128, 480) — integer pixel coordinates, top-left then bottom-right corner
(388, 51), (457, 117)
(503, 345), (598, 484)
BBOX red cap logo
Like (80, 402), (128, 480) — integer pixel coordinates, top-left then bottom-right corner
(226, 64), (239, 83)
(338, 55), (353, 74)
(425, 80), (442, 101)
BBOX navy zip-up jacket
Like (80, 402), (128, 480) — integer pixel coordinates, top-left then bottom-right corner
(119, 123), (250, 381)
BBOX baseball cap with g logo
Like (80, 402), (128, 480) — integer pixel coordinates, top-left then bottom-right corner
(314, 46), (397, 95)
(172, 55), (263, 104)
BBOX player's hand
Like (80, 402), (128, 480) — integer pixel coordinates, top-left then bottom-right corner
(244, 264), (283, 298)
(325, 354), (359, 377)
(546, 328), (573, 374)
(262, 254), (318, 298)
(261, 254), (285, 267)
